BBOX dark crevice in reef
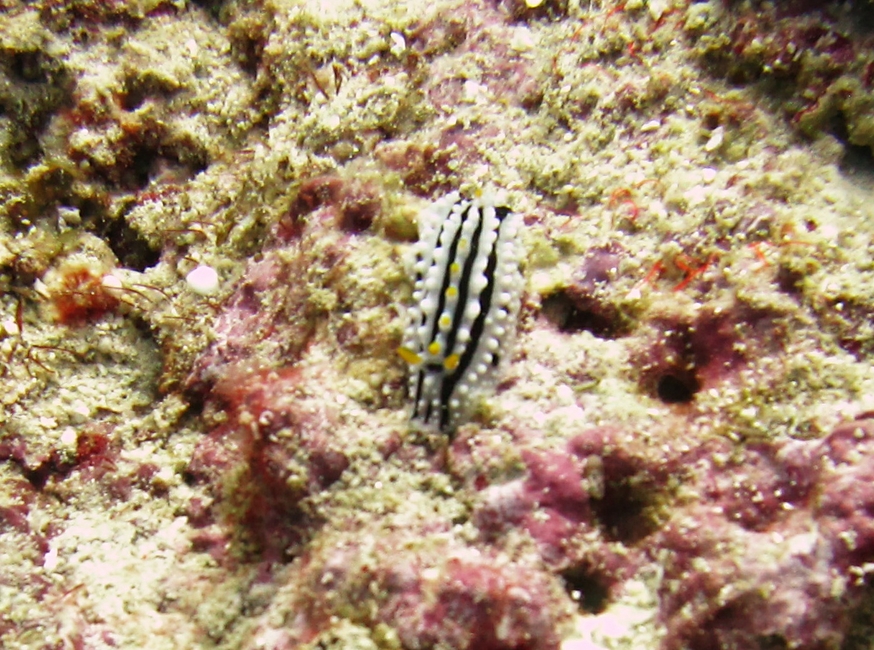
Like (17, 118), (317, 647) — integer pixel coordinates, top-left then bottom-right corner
(90, 215), (161, 272)
(842, 576), (874, 650)
(119, 70), (182, 111)
(839, 142), (874, 186)
(190, 0), (230, 22)
(541, 243), (634, 339)
(541, 290), (630, 339)
(634, 322), (705, 406)
(0, 46), (73, 169)
(591, 475), (662, 544)
(560, 564), (610, 614)
(656, 372), (700, 405)
(540, 286), (634, 339)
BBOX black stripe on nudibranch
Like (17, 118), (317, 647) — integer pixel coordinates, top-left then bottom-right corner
(398, 192), (524, 431)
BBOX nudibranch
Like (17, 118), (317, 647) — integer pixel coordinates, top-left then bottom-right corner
(398, 191), (524, 431)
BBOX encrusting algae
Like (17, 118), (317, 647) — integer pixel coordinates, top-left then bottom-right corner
(1, 1), (874, 649)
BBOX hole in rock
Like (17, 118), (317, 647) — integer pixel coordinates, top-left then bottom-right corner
(95, 217), (161, 271)
(8, 135), (42, 168)
(119, 68), (184, 111)
(656, 372), (699, 404)
(831, 112), (874, 187)
(132, 143), (210, 190)
(190, 0), (228, 21)
(11, 50), (49, 83)
(541, 290), (627, 339)
(24, 463), (52, 490)
(231, 32), (265, 76)
(591, 477), (660, 544)
(560, 564), (610, 614)
(843, 574), (874, 650)
(839, 142), (874, 187)
(685, 600), (788, 650)
(756, 634), (789, 650)
(775, 265), (804, 295)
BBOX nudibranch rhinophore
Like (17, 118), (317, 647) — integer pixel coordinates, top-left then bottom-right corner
(398, 191), (524, 432)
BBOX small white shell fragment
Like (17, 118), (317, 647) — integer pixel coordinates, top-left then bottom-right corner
(509, 27), (535, 52)
(389, 31), (406, 56)
(57, 206), (81, 227)
(648, 0), (669, 21)
(186, 264), (220, 296)
(101, 273), (123, 290)
(33, 278), (50, 298)
(819, 223), (839, 239)
(462, 80), (487, 102)
(704, 126), (724, 152)
(70, 401), (91, 424)
(43, 547), (59, 571)
(1, 318), (20, 337)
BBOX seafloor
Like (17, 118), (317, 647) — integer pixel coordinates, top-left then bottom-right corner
(2, 0), (874, 648)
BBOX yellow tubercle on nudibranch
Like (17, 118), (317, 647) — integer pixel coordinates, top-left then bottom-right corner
(443, 353), (460, 372)
(397, 346), (423, 365)
(399, 190), (524, 431)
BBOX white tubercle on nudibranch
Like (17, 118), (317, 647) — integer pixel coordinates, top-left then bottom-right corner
(398, 190), (524, 432)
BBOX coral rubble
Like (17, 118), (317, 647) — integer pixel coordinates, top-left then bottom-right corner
(2, 0), (874, 649)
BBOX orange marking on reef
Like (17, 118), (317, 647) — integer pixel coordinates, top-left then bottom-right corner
(643, 260), (665, 286)
(748, 241), (771, 267)
(607, 188), (642, 222)
(673, 253), (718, 292)
(608, 188), (633, 206)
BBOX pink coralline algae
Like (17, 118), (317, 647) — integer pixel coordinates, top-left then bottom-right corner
(415, 2), (544, 111)
(463, 425), (677, 605)
(251, 533), (569, 650)
(185, 250), (322, 394)
(451, 414), (874, 649)
(187, 364), (349, 560)
(278, 174), (383, 240)
(185, 172), (388, 396)
(632, 299), (788, 404)
(0, 424), (122, 492)
(181, 172), (401, 561)
(375, 129), (485, 198)
(654, 417), (874, 650)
